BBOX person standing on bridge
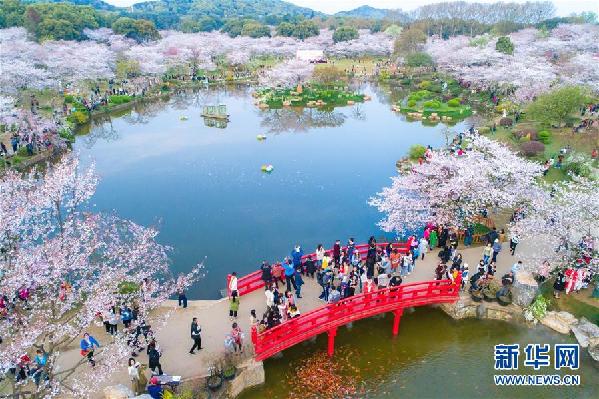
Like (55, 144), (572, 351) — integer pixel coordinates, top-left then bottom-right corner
(347, 238), (356, 260)
(291, 245), (304, 271)
(228, 272), (238, 298)
(294, 269), (304, 298)
(333, 240), (341, 266)
(316, 244), (325, 268)
(260, 261), (272, 287)
(189, 317), (202, 354)
(284, 259), (297, 292)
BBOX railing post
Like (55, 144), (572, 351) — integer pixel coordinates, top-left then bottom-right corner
(392, 308), (404, 336)
(327, 328), (337, 357)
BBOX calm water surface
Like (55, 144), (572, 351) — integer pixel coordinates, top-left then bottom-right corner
(75, 85), (462, 298)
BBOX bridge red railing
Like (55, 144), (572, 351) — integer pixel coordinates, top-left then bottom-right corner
(227, 239), (414, 297)
(251, 276), (460, 361)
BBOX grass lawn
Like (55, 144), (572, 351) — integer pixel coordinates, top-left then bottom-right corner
(320, 57), (386, 75)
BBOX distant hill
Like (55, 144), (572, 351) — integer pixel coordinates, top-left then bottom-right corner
(23, 0), (117, 11)
(335, 5), (390, 19)
(335, 5), (411, 22)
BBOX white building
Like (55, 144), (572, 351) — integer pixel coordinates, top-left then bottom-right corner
(296, 49), (325, 62)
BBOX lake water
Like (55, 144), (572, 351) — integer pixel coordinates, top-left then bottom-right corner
(75, 84), (463, 299)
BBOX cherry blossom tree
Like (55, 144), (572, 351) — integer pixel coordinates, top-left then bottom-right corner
(369, 134), (544, 234)
(0, 156), (202, 398)
(259, 58), (315, 87)
(510, 175), (599, 273)
(425, 24), (599, 101)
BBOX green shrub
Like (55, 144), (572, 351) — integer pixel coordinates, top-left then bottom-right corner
(408, 144), (427, 161)
(109, 95), (132, 105)
(423, 99), (442, 109)
(67, 110), (89, 125)
(527, 295), (549, 320)
(563, 153), (594, 178)
(407, 99), (417, 107)
(496, 36), (514, 55)
(418, 80), (431, 89)
(64, 95), (75, 103)
(537, 130), (551, 144)
(17, 146), (29, 156)
(59, 128), (75, 142)
(405, 52), (433, 67)
(447, 98), (461, 107)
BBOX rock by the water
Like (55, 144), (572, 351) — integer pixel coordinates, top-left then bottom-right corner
(104, 384), (133, 399)
(512, 271), (538, 307)
(589, 344), (599, 363)
(540, 311), (577, 334)
(571, 317), (599, 348)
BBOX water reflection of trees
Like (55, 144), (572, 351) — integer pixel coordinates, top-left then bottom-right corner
(83, 114), (119, 148)
(260, 108), (346, 133)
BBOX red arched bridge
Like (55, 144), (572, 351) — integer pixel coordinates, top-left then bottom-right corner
(226, 240), (461, 361)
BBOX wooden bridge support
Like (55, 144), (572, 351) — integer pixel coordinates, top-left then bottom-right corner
(392, 308), (404, 336)
(327, 328), (337, 357)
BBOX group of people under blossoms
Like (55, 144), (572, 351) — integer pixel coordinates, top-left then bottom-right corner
(552, 235), (598, 299)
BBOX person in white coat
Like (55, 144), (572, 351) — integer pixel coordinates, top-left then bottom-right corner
(418, 237), (428, 260)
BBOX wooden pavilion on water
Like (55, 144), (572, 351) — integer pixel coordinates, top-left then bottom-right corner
(201, 104), (230, 121)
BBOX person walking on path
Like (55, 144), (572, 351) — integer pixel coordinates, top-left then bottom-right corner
(228, 272), (238, 297)
(294, 269), (304, 298)
(492, 239), (502, 263)
(128, 358), (145, 395)
(482, 243), (492, 264)
(189, 317), (202, 354)
(429, 229), (438, 250)
(177, 287), (187, 309)
(418, 237), (428, 260)
(509, 234), (520, 256)
(229, 291), (240, 320)
(147, 339), (163, 375)
(284, 259), (297, 292)
(80, 333), (100, 367)
(231, 322), (243, 353)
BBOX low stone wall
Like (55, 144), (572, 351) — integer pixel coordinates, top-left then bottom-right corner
(227, 359), (265, 398)
(439, 292), (524, 322)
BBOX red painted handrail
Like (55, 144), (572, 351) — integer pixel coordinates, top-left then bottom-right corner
(251, 276), (460, 361)
(227, 240), (414, 297)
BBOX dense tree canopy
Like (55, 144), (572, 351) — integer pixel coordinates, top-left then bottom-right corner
(526, 86), (590, 127)
(394, 26), (427, 54)
(22, 2), (101, 40)
(332, 26), (358, 43)
(111, 16), (159, 42)
(277, 20), (319, 40)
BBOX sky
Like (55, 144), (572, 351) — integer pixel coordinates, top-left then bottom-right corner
(104, 0), (598, 17)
